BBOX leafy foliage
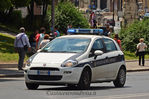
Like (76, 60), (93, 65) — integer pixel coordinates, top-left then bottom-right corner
(0, 0), (12, 11)
(119, 19), (149, 52)
(47, 2), (89, 33)
(11, 0), (31, 8)
(0, 0), (31, 11)
(0, 33), (15, 53)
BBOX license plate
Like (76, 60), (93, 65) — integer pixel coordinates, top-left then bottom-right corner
(37, 70), (50, 75)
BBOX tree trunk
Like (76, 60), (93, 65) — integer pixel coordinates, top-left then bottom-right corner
(41, 0), (48, 25)
(27, 0), (34, 29)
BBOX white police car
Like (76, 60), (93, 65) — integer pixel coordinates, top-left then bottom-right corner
(24, 29), (126, 90)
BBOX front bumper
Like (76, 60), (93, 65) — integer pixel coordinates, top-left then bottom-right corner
(24, 67), (83, 85)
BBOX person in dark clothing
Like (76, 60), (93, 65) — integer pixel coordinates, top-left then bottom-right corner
(104, 23), (110, 36)
(29, 30), (39, 48)
(93, 19), (97, 28)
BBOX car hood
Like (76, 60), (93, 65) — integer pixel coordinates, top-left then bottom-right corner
(31, 52), (77, 67)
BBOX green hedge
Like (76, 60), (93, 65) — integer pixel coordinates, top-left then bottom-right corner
(119, 19), (149, 52)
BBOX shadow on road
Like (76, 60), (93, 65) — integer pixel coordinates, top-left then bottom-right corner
(37, 85), (131, 91)
(0, 78), (23, 82)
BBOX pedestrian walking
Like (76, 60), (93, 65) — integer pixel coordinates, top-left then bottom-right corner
(114, 34), (122, 50)
(29, 29), (39, 54)
(36, 27), (46, 50)
(14, 27), (31, 70)
(93, 19), (97, 28)
(137, 38), (147, 66)
(54, 27), (60, 37)
(39, 34), (50, 49)
(89, 11), (96, 28)
(29, 29), (39, 48)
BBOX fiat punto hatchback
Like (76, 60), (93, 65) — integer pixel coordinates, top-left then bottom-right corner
(24, 29), (126, 90)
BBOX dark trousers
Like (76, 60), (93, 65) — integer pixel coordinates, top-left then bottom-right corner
(138, 51), (145, 66)
(17, 48), (26, 69)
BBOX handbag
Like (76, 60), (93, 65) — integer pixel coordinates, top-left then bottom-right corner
(23, 45), (28, 51)
(135, 49), (139, 56)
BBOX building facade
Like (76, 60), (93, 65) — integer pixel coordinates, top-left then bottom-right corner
(123, 0), (138, 25)
(137, 0), (149, 13)
(78, 0), (123, 12)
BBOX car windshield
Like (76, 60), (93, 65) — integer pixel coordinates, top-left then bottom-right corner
(41, 37), (91, 53)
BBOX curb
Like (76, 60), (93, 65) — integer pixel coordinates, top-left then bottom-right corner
(0, 69), (24, 78)
(0, 74), (24, 78)
(126, 60), (149, 62)
(0, 64), (17, 68)
(127, 69), (149, 72)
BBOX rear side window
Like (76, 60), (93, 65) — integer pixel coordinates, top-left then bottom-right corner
(103, 38), (117, 52)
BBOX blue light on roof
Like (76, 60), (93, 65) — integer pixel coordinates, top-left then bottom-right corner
(67, 29), (75, 33)
(67, 28), (103, 35)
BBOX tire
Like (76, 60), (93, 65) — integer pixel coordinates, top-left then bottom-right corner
(113, 67), (126, 87)
(78, 68), (91, 90)
(25, 82), (39, 90)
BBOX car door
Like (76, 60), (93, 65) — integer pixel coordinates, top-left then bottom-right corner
(88, 38), (109, 81)
(102, 38), (121, 78)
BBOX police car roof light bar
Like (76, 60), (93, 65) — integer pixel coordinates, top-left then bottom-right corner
(67, 28), (103, 35)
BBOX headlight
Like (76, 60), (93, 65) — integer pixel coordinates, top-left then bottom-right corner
(62, 60), (78, 67)
(26, 58), (32, 66)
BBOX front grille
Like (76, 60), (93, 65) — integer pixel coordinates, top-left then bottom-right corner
(28, 75), (62, 81)
(30, 67), (59, 71)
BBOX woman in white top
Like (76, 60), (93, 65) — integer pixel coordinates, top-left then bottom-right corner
(39, 34), (50, 49)
(137, 38), (147, 66)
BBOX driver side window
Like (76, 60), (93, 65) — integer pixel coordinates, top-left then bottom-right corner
(89, 39), (104, 57)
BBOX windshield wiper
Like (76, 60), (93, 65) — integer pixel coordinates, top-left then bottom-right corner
(41, 50), (48, 52)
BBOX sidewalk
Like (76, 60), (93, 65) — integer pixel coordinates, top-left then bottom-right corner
(0, 60), (149, 78)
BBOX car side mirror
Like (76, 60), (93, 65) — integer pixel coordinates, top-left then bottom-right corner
(94, 50), (103, 59)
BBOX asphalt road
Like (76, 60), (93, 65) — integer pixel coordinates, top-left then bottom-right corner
(0, 71), (149, 99)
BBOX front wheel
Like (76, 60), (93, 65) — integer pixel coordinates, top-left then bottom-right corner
(113, 67), (126, 87)
(25, 82), (39, 90)
(77, 68), (91, 89)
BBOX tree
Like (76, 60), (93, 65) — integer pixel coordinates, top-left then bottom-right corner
(48, 2), (89, 33)
(0, 0), (12, 11)
(0, 0), (12, 15)
(119, 18), (149, 52)
(0, 0), (12, 23)
(0, 0), (31, 17)
(34, 0), (51, 23)
(11, 0), (31, 8)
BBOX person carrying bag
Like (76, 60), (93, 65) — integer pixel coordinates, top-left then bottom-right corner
(14, 27), (31, 70)
(137, 38), (147, 66)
